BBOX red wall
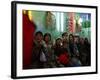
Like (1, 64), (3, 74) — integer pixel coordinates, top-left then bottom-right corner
(23, 13), (35, 69)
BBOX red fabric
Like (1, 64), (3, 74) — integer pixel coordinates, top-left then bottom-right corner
(58, 52), (69, 65)
(23, 13), (35, 69)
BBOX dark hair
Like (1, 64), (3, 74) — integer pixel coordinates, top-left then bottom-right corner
(62, 32), (68, 37)
(56, 38), (62, 42)
(84, 37), (88, 41)
(44, 33), (51, 41)
(69, 34), (74, 38)
(35, 31), (43, 36)
(84, 37), (89, 43)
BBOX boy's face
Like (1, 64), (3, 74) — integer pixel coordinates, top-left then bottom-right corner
(69, 36), (73, 41)
(36, 34), (43, 42)
(56, 39), (62, 46)
(62, 34), (68, 41)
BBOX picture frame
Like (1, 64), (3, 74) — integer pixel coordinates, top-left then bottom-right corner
(11, 1), (98, 79)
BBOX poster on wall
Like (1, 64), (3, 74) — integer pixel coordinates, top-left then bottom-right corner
(11, 1), (98, 79)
